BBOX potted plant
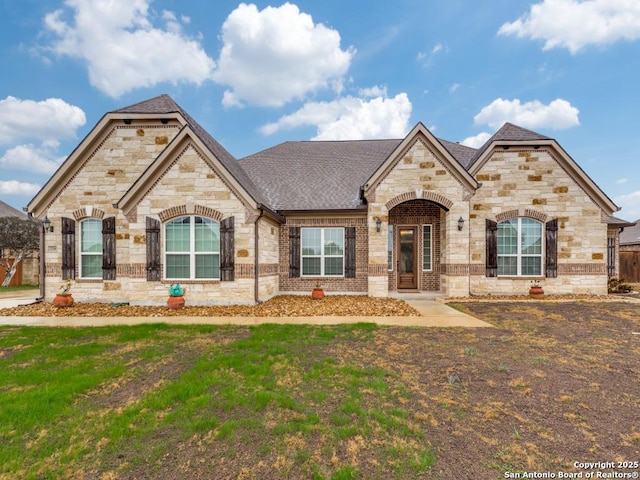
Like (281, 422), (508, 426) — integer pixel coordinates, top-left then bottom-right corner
(311, 281), (324, 300)
(167, 283), (185, 309)
(53, 279), (74, 307)
(529, 280), (544, 299)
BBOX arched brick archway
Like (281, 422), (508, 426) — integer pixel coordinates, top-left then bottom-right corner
(385, 190), (453, 212)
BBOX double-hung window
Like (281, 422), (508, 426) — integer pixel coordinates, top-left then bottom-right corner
(80, 219), (102, 278)
(497, 218), (542, 276)
(301, 227), (344, 276)
(165, 216), (220, 279)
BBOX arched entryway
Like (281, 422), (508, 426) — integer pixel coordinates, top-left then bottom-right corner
(388, 199), (447, 292)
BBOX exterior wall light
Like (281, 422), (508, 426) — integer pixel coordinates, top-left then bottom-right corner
(457, 216), (465, 231)
(375, 217), (382, 233)
(43, 216), (53, 233)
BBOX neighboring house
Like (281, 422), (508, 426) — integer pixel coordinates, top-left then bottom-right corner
(26, 94), (629, 304)
(620, 219), (640, 283)
(0, 200), (39, 286)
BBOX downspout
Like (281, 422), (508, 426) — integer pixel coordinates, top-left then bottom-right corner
(38, 221), (45, 302)
(254, 208), (265, 304)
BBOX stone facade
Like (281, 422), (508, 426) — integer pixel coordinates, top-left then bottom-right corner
(469, 148), (608, 295)
(30, 96), (622, 304)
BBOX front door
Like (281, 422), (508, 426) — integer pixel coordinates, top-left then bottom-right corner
(398, 227), (417, 289)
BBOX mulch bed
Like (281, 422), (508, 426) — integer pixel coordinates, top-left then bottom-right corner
(0, 294), (420, 317)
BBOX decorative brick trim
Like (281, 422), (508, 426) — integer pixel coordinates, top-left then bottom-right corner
(558, 263), (606, 275)
(194, 205), (224, 222)
(368, 264), (387, 276)
(116, 263), (147, 278)
(469, 264), (486, 276)
(45, 263), (62, 276)
(236, 264), (254, 279)
(495, 208), (548, 223)
(285, 217), (367, 226)
(439, 264), (469, 276)
(73, 207), (105, 221)
(259, 263), (280, 277)
(385, 190), (454, 211)
(158, 204), (225, 222)
(158, 205), (187, 222)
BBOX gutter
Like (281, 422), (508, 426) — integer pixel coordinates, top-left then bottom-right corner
(38, 222), (45, 302)
(254, 207), (265, 304)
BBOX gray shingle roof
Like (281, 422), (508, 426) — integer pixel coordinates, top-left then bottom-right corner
(239, 140), (402, 210)
(620, 219), (640, 245)
(467, 122), (552, 169)
(0, 200), (27, 218)
(113, 95), (267, 206)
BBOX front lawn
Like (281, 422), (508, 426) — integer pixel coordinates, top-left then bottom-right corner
(0, 301), (638, 479)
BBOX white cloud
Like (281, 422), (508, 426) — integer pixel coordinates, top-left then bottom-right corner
(461, 132), (492, 149)
(499, 0), (640, 53)
(43, 0), (215, 97)
(474, 98), (580, 130)
(449, 83), (460, 93)
(0, 180), (41, 196)
(358, 85), (388, 98)
(260, 93), (412, 140)
(0, 96), (85, 146)
(616, 178), (629, 184)
(615, 190), (640, 219)
(0, 143), (64, 174)
(213, 3), (355, 108)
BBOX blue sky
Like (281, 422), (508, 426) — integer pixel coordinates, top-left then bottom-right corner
(1, 0), (639, 219)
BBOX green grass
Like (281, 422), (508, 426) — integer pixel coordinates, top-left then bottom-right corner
(0, 284), (39, 292)
(0, 323), (434, 479)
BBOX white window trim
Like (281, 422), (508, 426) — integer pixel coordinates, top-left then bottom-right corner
(422, 224), (433, 272)
(497, 217), (543, 277)
(79, 218), (102, 279)
(301, 227), (345, 277)
(387, 225), (394, 272)
(164, 216), (220, 281)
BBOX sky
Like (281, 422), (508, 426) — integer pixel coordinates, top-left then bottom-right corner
(0, 0), (639, 219)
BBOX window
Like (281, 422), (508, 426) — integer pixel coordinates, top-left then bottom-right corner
(422, 225), (432, 271)
(301, 227), (344, 276)
(387, 225), (394, 271)
(165, 216), (220, 279)
(80, 219), (102, 278)
(497, 218), (542, 276)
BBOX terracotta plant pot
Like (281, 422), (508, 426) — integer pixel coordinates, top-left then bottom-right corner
(311, 288), (324, 300)
(167, 295), (185, 310)
(529, 287), (544, 299)
(53, 293), (74, 308)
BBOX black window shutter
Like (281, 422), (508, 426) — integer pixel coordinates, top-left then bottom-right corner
(102, 216), (116, 280)
(289, 227), (300, 278)
(545, 219), (558, 278)
(61, 217), (76, 280)
(486, 219), (498, 277)
(146, 217), (161, 281)
(220, 217), (235, 282)
(345, 227), (356, 278)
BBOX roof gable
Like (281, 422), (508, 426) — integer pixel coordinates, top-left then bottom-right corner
(468, 123), (619, 215)
(363, 122), (478, 197)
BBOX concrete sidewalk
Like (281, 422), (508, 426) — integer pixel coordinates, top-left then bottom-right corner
(0, 296), (492, 328)
(0, 289), (40, 309)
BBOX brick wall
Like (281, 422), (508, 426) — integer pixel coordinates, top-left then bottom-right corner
(279, 216), (368, 293)
(388, 200), (442, 291)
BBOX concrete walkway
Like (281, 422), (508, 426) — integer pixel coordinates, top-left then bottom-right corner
(0, 292), (492, 328)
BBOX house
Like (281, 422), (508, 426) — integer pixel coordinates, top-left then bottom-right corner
(26, 94), (628, 304)
(0, 200), (39, 286)
(619, 219), (640, 283)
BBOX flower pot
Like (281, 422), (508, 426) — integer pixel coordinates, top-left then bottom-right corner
(53, 293), (74, 308)
(311, 288), (324, 300)
(529, 287), (544, 299)
(167, 295), (185, 310)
